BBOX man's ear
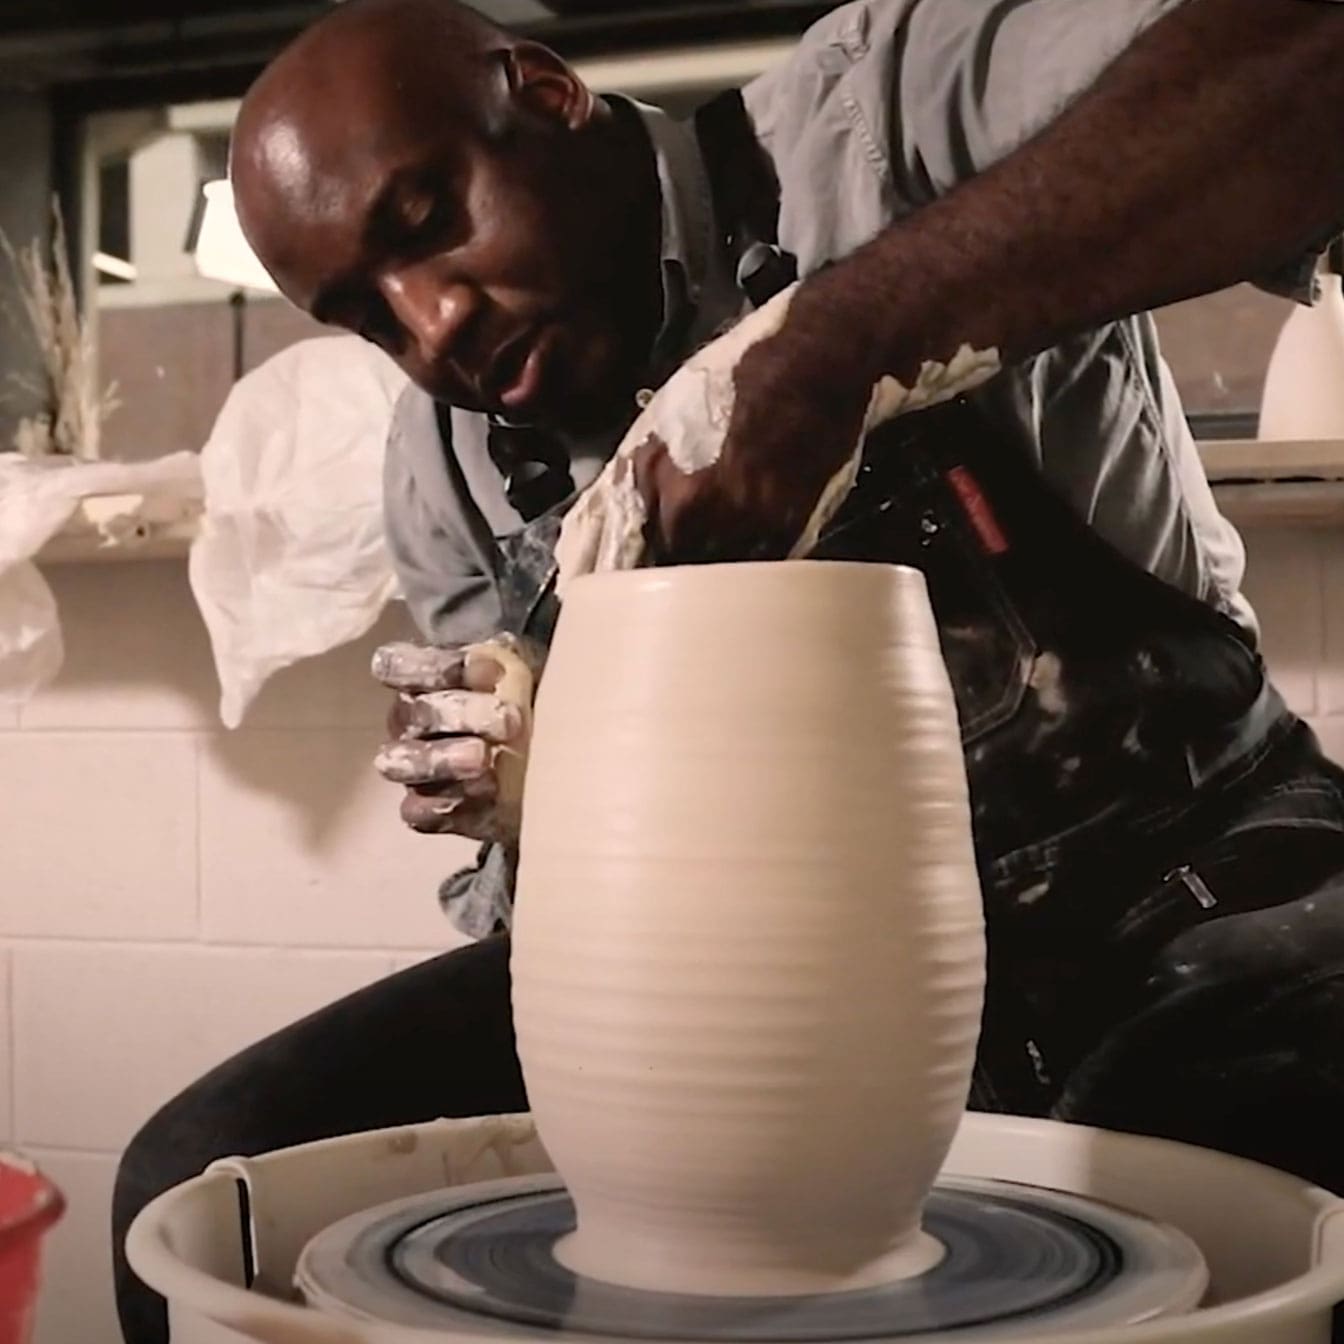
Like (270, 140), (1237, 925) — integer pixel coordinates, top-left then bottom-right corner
(502, 41), (596, 130)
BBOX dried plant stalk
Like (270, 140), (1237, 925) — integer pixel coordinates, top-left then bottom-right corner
(2, 198), (119, 460)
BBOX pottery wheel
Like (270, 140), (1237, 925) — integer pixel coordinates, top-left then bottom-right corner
(296, 1174), (1208, 1340)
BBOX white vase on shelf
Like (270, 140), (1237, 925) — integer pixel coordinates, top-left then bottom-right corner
(1259, 249), (1344, 442)
(510, 561), (985, 1298)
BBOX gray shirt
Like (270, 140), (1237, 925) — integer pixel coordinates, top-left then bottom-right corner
(385, 0), (1327, 653)
(386, 0), (1337, 934)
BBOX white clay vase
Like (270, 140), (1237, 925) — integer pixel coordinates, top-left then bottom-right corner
(1259, 269), (1344, 440)
(511, 561), (986, 1298)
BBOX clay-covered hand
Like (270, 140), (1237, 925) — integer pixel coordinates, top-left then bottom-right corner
(372, 636), (538, 842)
(639, 288), (881, 567)
(634, 298), (874, 563)
(555, 280), (1001, 590)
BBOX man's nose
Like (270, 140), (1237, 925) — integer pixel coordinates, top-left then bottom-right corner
(380, 265), (476, 372)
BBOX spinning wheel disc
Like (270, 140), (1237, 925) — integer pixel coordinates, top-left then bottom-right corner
(297, 1174), (1207, 1340)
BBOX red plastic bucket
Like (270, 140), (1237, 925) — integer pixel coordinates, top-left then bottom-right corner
(0, 1155), (63, 1344)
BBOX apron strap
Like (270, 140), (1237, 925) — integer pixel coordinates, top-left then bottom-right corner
(449, 92), (797, 537)
(693, 88), (798, 309)
(485, 421), (575, 523)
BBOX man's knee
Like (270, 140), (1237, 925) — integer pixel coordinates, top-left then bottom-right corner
(113, 1069), (247, 1247)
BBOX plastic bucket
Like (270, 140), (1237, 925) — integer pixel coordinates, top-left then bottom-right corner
(0, 1154), (63, 1344)
(128, 1114), (1344, 1344)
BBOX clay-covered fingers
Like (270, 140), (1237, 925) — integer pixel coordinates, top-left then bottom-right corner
(372, 641), (503, 694)
(394, 689), (523, 743)
(399, 788), (509, 841)
(374, 736), (497, 788)
(376, 685), (523, 805)
(383, 688), (520, 754)
(373, 638), (533, 843)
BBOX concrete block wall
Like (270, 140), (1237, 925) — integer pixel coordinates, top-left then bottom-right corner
(0, 559), (471, 1344)
(1, 524), (1339, 1343)
(1243, 527), (1344, 751)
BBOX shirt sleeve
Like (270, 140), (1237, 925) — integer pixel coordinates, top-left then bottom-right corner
(894, 0), (1183, 197)
(438, 842), (518, 938)
(383, 387), (503, 645)
(895, 0), (1331, 301)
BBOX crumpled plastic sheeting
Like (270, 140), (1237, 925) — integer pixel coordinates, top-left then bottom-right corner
(188, 336), (409, 728)
(0, 452), (203, 705)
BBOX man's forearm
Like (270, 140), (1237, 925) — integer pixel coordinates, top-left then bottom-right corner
(802, 0), (1344, 382)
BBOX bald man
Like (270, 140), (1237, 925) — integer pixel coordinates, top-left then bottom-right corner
(114, 2), (1344, 1341)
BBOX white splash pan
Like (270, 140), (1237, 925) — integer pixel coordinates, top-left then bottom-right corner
(127, 1112), (1344, 1344)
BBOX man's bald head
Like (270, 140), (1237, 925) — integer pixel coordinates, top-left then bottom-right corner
(242, 0), (507, 125)
(233, 0), (512, 240)
(229, 0), (663, 429)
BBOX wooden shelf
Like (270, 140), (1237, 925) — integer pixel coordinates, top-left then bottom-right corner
(1197, 438), (1344, 527)
(37, 492), (202, 564)
(29, 438), (1344, 566)
(1197, 437), (1344, 481)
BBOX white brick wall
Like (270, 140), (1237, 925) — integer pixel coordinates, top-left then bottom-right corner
(3, 530), (1339, 1344)
(1243, 528), (1344, 740)
(1, 560), (471, 1344)
(27, 1150), (119, 1344)
(1240, 528), (1323, 718)
(0, 951), (12, 1143)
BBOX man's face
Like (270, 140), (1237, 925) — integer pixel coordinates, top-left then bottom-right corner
(235, 50), (654, 431)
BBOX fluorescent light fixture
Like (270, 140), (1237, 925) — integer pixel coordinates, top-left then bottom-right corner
(163, 37), (798, 135)
(92, 250), (137, 281)
(190, 179), (278, 292)
(576, 38), (793, 97)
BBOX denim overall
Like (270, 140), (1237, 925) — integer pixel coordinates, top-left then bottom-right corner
(465, 93), (1344, 1185)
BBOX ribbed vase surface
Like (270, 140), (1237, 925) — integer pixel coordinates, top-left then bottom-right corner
(512, 562), (986, 1297)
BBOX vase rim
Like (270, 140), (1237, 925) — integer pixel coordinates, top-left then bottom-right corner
(565, 560), (928, 595)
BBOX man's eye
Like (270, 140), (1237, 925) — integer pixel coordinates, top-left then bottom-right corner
(398, 187), (454, 244)
(393, 182), (465, 256)
(400, 190), (436, 232)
